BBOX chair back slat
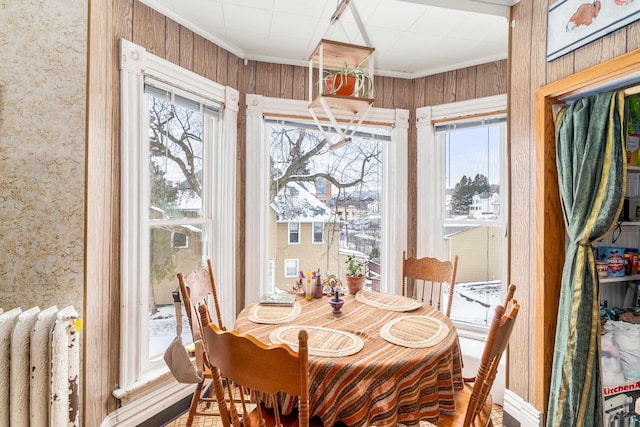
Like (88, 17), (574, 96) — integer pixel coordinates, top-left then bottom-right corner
(402, 251), (458, 317)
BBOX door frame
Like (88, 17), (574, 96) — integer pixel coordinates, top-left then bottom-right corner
(534, 48), (640, 411)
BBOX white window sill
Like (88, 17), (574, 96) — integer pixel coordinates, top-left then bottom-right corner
(105, 369), (194, 426)
(113, 367), (175, 403)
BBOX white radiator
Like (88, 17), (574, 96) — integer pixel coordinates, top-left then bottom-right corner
(0, 305), (80, 427)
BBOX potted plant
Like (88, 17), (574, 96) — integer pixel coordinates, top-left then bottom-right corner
(323, 62), (373, 98)
(345, 255), (367, 294)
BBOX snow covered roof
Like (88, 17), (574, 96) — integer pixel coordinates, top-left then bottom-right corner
(443, 225), (477, 238)
(271, 182), (334, 222)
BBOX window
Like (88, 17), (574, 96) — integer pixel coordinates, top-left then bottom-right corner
(284, 259), (299, 277)
(244, 95), (408, 302)
(171, 232), (188, 248)
(316, 178), (328, 198)
(288, 222), (300, 244)
(119, 39), (237, 391)
(312, 222), (324, 244)
(417, 95), (507, 329)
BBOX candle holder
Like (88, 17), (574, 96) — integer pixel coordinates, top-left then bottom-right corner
(329, 290), (344, 315)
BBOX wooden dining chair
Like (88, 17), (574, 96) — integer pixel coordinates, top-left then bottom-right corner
(176, 259), (228, 427)
(434, 284), (519, 427)
(202, 319), (323, 427)
(402, 250), (459, 317)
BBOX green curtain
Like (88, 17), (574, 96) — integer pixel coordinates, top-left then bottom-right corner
(547, 91), (626, 427)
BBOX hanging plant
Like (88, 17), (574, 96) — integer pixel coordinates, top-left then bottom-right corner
(323, 62), (373, 98)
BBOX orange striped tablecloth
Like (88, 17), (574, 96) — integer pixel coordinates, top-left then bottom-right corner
(235, 293), (464, 427)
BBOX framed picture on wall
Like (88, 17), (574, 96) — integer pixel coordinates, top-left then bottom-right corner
(547, 0), (640, 61)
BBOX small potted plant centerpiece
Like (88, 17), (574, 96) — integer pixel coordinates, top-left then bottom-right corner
(345, 255), (366, 295)
(323, 62), (373, 98)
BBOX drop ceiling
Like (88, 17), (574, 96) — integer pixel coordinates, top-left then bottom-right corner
(141, 0), (516, 79)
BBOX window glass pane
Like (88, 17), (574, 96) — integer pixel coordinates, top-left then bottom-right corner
(269, 124), (385, 291)
(440, 122), (505, 326)
(289, 222), (300, 243)
(444, 224), (502, 325)
(313, 222), (324, 243)
(148, 93), (204, 220)
(284, 259), (299, 277)
(445, 125), (501, 220)
(148, 223), (208, 360)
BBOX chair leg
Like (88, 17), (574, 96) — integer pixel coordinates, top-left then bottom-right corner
(186, 381), (204, 427)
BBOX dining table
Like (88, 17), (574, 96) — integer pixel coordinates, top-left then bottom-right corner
(234, 289), (465, 427)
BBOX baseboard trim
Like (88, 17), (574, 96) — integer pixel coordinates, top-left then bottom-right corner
(503, 389), (544, 427)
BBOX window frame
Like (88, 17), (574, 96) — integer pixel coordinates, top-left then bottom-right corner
(288, 222), (301, 244)
(312, 222), (324, 244)
(416, 94), (508, 333)
(119, 39), (238, 392)
(245, 95), (409, 300)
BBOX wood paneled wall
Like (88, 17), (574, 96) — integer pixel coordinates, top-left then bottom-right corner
(85, 0), (507, 423)
(509, 0), (640, 412)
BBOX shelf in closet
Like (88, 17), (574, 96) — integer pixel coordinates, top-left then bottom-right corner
(600, 274), (640, 284)
(629, 165), (640, 173)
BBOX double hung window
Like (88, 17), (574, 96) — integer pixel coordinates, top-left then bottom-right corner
(417, 95), (507, 329)
(119, 39), (237, 391)
(245, 96), (408, 302)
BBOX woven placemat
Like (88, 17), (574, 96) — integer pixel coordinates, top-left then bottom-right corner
(248, 302), (302, 324)
(269, 325), (364, 357)
(355, 289), (422, 312)
(380, 316), (449, 348)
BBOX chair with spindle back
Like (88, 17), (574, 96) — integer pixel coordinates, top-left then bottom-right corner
(176, 259), (228, 426)
(202, 320), (323, 427)
(434, 284), (519, 427)
(402, 251), (458, 317)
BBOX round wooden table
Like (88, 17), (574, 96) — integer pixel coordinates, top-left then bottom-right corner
(235, 291), (464, 427)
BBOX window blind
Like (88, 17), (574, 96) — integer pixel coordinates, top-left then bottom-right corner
(265, 118), (391, 142)
(435, 117), (506, 132)
(144, 83), (220, 118)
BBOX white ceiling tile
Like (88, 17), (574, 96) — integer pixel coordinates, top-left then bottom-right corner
(408, 6), (470, 36)
(365, 0), (427, 29)
(223, 4), (273, 34)
(273, 0), (331, 18)
(270, 12), (321, 38)
(267, 34), (313, 58)
(222, 0), (274, 9)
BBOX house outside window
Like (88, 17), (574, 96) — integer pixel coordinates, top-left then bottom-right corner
(119, 39), (237, 392)
(312, 222), (324, 244)
(288, 222), (300, 244)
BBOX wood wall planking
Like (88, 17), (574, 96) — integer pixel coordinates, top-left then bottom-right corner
(179, 26), (194, 71)
(509, 0), (535, 404)
(87, 1), (508, 422)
